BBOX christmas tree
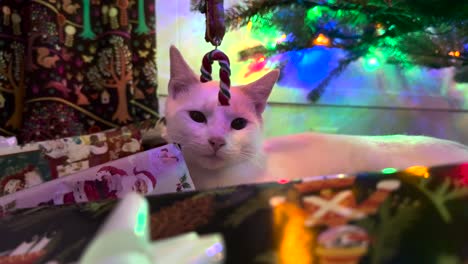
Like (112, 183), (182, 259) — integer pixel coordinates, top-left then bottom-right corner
(204, 0), (468, 101)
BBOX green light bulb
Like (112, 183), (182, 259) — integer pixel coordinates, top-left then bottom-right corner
(381, 168), (397, 174)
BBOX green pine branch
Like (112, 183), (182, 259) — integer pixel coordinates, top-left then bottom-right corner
(307, 56), (357, 101)
(220, 0), (468, 101)
(225, 0), (315, 30)
(225, 0), (422, 30)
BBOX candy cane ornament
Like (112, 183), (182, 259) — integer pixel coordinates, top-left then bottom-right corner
(200, 49), (231, 106)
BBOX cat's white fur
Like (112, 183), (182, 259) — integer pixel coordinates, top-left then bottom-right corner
(165, 46), (468, 189)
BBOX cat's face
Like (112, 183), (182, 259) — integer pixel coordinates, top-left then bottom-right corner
(165, 46), (279, 170)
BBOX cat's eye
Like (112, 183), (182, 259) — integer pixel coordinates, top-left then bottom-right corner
(188, 111), (207, 123)
(231, 118), (248, 130)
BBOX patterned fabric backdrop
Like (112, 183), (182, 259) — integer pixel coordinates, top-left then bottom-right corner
(0, 0), (159, 143)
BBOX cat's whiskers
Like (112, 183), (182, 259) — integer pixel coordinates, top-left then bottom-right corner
(236, 151), (264, 169)
(173, 136), (262, 167)
(168, 135), (202, 149)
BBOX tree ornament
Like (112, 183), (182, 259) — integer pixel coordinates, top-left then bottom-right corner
(197, 0), (232, 106)
(200, 49), (231, 106)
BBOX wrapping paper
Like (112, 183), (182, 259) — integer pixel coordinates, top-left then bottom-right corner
(141, 162), (468, 264)
(0, 137), (17, 148)
(0, 126), (143, 197)
(0, 0), (159, 142)
(0, 144), (194, 214)
(1, 162), (468, 263)
(0, 192), (222, 264)
(80, 193), (224, 264)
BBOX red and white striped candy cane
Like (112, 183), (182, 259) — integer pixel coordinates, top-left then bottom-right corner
(200, 49), (231, 106)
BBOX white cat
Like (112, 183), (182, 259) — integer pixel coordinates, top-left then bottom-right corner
(164, 46), (468, 190)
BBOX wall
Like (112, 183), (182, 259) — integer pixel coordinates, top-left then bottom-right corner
(159, 96), (468, 144)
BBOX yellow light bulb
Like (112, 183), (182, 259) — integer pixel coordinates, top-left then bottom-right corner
(404, 165), (430, 178)
(246, 21), (253, 32)
(312, 33), (330, 46)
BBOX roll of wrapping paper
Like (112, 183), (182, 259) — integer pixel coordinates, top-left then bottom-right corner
(0, 144), (195, 212)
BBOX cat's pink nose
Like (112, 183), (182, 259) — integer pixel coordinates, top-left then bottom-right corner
(208, 137), (226, 152)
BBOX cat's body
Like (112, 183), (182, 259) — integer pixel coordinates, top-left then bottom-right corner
(165, 46), (468, 190)
(188, 133), (468, 188)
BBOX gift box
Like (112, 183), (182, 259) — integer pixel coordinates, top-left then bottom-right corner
(144, 163), (468, 264)
(81, 193), (224, 264)
(0, 126), (144, 197)
(0, 193), (222, 264)
(0, 143), (194, 214)
(1, 162), (468, 263)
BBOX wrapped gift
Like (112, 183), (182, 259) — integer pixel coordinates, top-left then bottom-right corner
(81, 193), (224, 264)
(0, 193), (222, 264)
(1, 163), (468, 263)
(141, 163), (468, 264)
(0, 199), (117, 264)
(0, 126), (144, 197)
(0, 144), (194, 214)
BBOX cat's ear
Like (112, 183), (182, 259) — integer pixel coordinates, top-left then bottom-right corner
(168, 46), (199, 99)
(242, 70), (279, 114)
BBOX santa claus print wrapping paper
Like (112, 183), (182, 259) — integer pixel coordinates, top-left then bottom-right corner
(0, 143), (194, 214)
(0, 126), (144, 197)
